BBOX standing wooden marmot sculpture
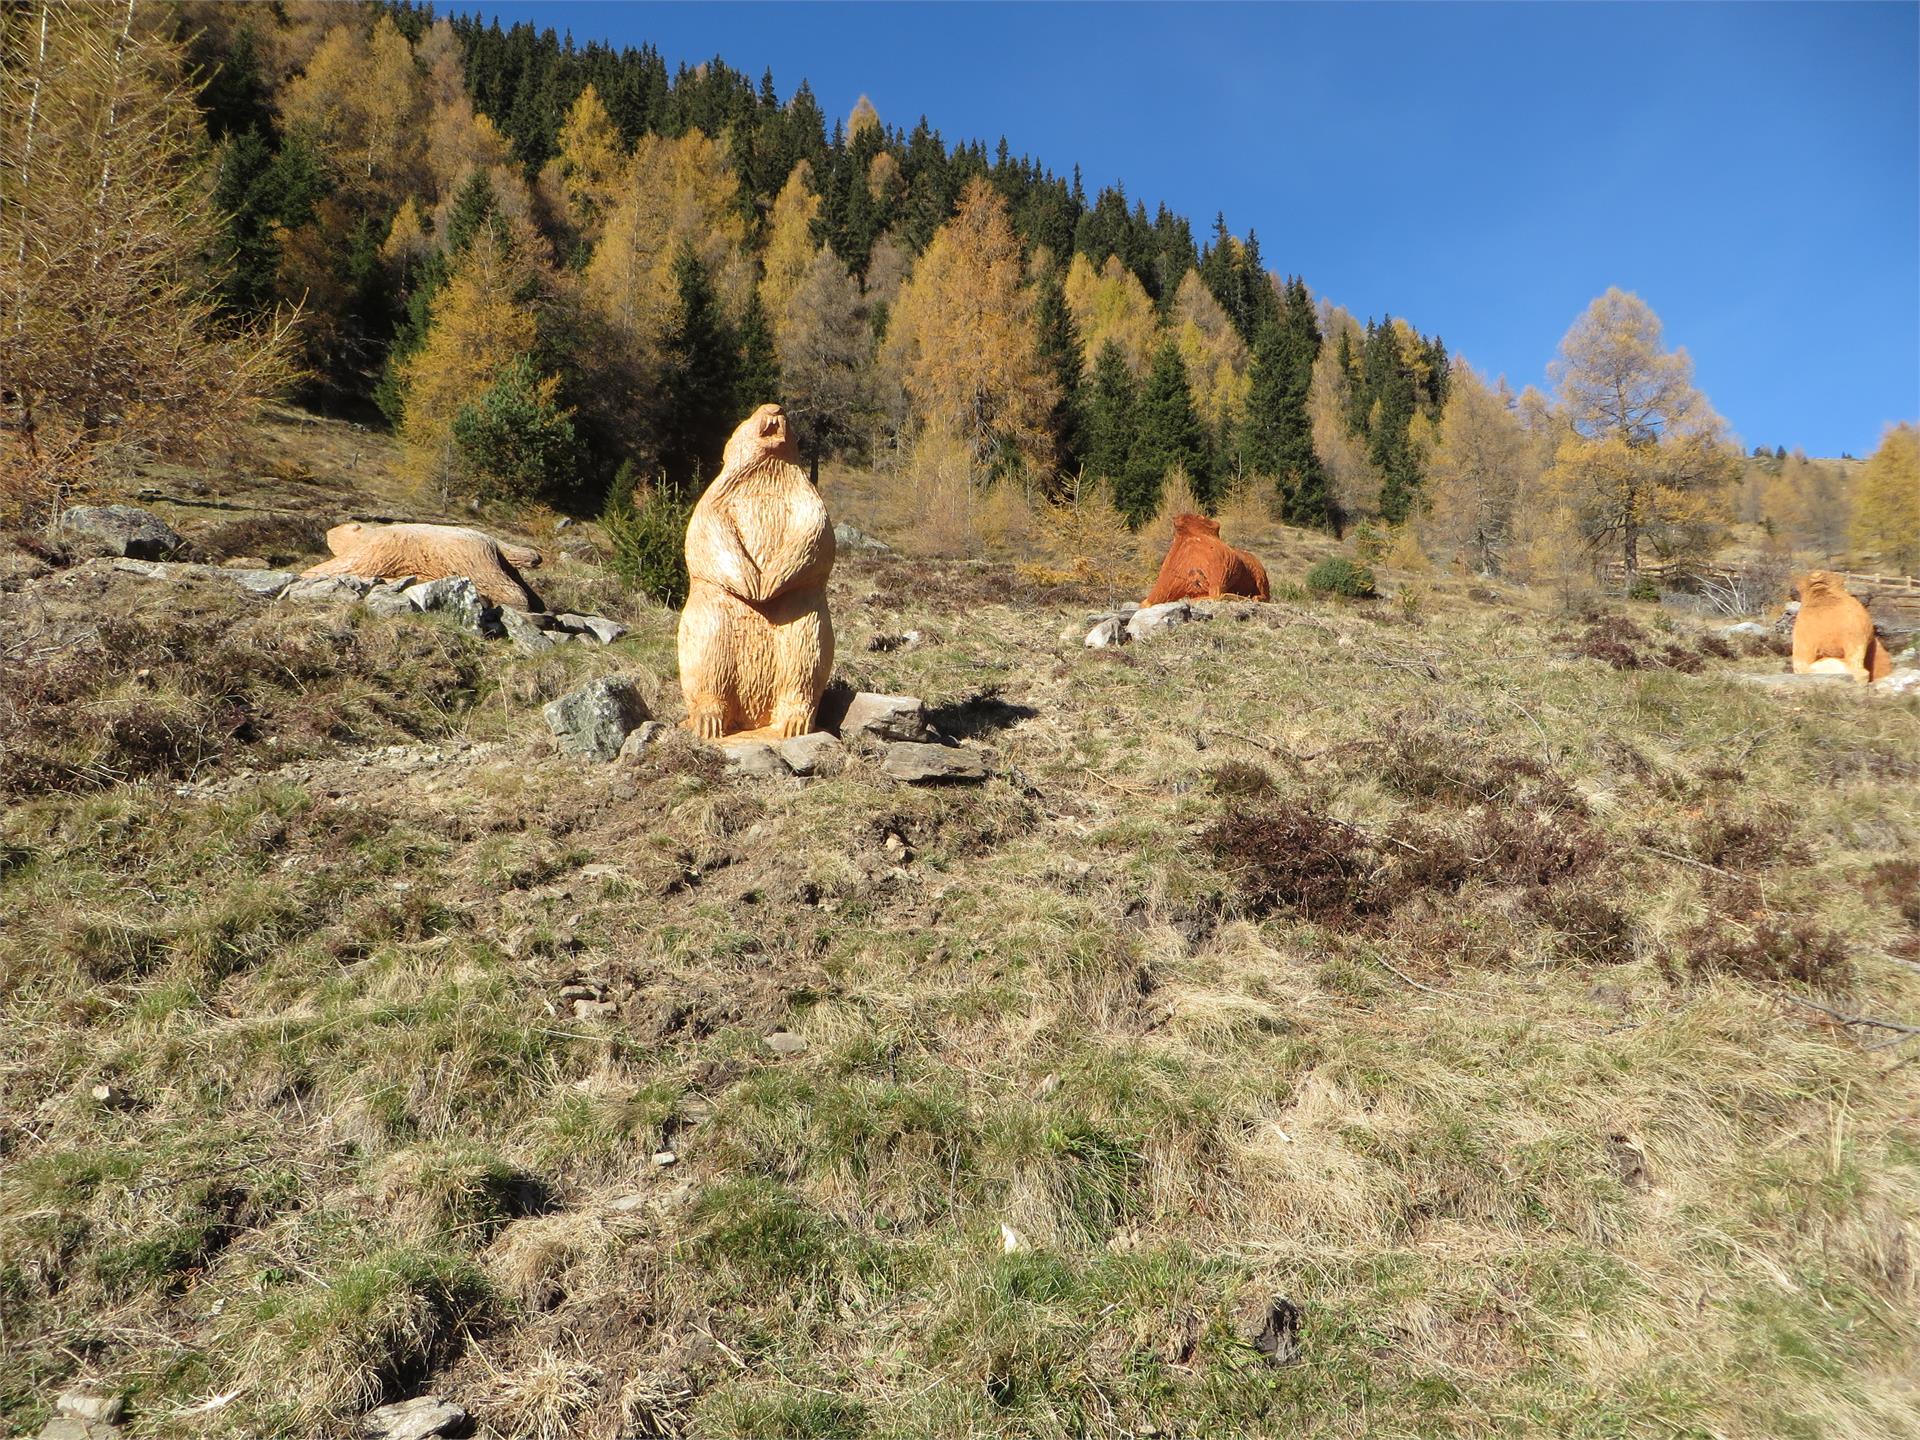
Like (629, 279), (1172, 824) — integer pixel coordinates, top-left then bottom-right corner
(302, 522), (543, 611)
(1143, 513), (1271, 606)
(678, 404), (835, 739)
(1791, 570), (1892, 683)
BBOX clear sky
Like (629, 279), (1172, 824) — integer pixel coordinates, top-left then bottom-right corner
(459, 1), (1918, 458)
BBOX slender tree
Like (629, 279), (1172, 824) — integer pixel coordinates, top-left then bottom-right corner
(1120, 340), (1211, 523)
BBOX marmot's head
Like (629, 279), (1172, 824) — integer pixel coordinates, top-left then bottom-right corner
(1172, 513), (1221, 539)
(723, 404), (800, 471)
(325, 521), (367, 548)
(1797, 570), (1846, 601)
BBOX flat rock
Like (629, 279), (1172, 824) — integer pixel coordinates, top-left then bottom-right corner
(55, 1392), (124, 1424)
(1879, 667), (1920, 695)
(834, 521), (891, 553)
(284, 574), (375, 603)
(222, 567), (297, 598)
(544, 677), (651, 762)
(360, 1395), (467, 1440)
(36, 1420), (120, 1440)
(1126, 600), (1197, 640)
(1085, 617), (1128, 649)
(778, 732), (844, 776)
(554, 612), (627, 644)
(764, 1030), (808, 1056)
(1719, 621), (1770, 639)
(834, 691), (929, 743)
(59, 504), (183, 559)
(725, 741), (793, 778)
(881, 740), (988, 783)
(500, 607), (556, 654)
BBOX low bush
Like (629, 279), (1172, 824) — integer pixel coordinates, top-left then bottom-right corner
(1304, 556), (1376, 599)
(601, 462), (691, 609)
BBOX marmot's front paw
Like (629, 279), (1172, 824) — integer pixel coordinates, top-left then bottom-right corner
(771, 701), (813, 739)
(687, 703), (726, 740)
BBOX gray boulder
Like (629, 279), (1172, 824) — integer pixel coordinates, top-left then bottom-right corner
(544, 677), (651, 761)
(882, 741), (988, 783)
(222, 568), (297, 598)
(834, 692), (930, 743)
(283, 574), (376, 603)
(405, 575), (499, 635)
(500, 607), (557, 654)
(779, 731), (844, 776)
(554, 612), (627, 645)
(59, 504), (183, 559)
(725, 741), (793, 778)
(617, 720), (665, 760)
(1085, 617), (1128, 649)
(1879, 668), (1920, 695)
(834, 522), (891, 553)
(1126, 600), (1199, 641)
(359, 1396), (467, 1440)
(1719, 621), (1770, 639)
(362, 579), (418, 619)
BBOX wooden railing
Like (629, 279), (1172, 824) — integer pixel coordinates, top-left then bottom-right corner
(1601, 561), (1920, 593)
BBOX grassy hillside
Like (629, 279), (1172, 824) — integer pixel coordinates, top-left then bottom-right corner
(3, 413), (1918, 1440)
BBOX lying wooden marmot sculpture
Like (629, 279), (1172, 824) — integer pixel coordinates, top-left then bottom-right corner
(1791, 570), (1892, 683)
(301, 521), (543, 610)
(1143, 513), (1271, 606)
(678, 404), (835, 739)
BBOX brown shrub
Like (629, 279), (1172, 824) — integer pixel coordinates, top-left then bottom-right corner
(1864, 860), (1920, 929)
(1688, 807), (1809, 871)
(1206, 761), (1276, 799)
(1204, 803), (1384, 923)
(1660, 918), (1853, 992)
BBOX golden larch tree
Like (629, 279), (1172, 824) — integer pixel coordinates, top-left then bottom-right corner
(1418, 363), (1539, 576)
(277, 14), (425, 208)
(1, 0), (297, 516)
(582, 129), (750, 351)
(546, 83), (625, 244)
(882, 178), (1057, 471)
(394, 227), (541, 494)
(1850, 422), (1920, 572)
(1169, 269), (1250, 437)
(760, 161), (823, 342)
(1545, 288), (1735, 575)
(1063, 252), (1160, 377)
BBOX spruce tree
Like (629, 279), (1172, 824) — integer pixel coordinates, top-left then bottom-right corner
(1365, 322), (1422, 523)
(1032, 266), (1086, 484)
(1240, 278), (1329, 527)
(1086, 340), (1137, 490)
(658, 243), (740, 493)
(735, 291), (782, 410)
(1120, 340), (1212, 523)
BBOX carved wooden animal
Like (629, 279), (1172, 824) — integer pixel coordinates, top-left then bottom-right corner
(678, 404), (834, 739)
(302, 522), (543, 610)
(1791, 570), (1892, 683)
(1143, 513), (1271, 606)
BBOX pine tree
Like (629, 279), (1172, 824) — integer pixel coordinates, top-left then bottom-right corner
(1241, 278), (1328, 526)
(735, 290), (782, 410)
(1365, 321), (1422, 523)
(1086, 340), (1137, 489)
(1032, 264), (1086, 482)
(657, 243), (740, 493)
(1119, 340), (1212, 523)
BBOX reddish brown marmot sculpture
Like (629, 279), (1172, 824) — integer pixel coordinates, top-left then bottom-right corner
(1142, 513), (1271, 607)
(301, 522), (543, 610)
(1791, 570), (1892, 683)
(678, 405), (834, 739)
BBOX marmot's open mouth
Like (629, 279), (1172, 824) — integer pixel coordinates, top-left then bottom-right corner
(760, 411), (784, 439)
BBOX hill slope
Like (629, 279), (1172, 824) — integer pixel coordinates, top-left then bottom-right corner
(3, 415), (1919, 1439)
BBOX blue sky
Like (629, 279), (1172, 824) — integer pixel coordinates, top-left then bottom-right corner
(461, 1), (1918, 457)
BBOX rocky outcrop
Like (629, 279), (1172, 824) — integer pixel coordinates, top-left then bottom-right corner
(544, 678), (652, 761)
(59, 505), (184, 560)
